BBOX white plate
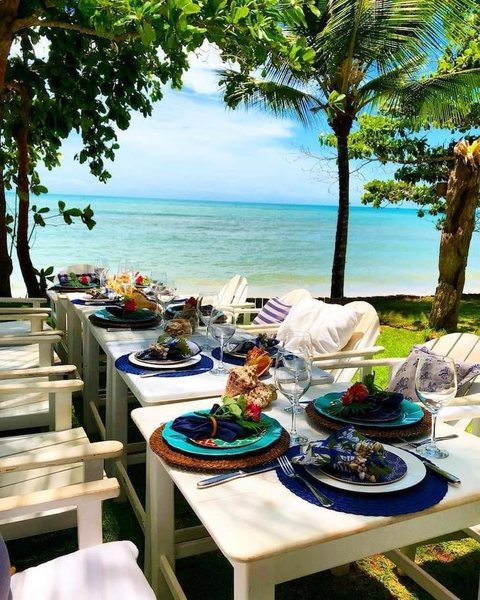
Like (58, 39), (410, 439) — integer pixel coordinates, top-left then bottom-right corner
(305, 445), (426, 494)
(128, 353), (202, 370)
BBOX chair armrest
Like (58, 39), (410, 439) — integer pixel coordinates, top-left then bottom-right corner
(0, 307), (51, 314)
(0, 297), (47, 308)
(0, 365), (77, 380)
(219, 302), (256, 310)
(311, 356), (402, 370)
(0, 440), (123, 473)
(312, 346), (385, 361)
(0, 333), (62, 345)
(237, 323), (279, 333)
(0, 378), (83, 394)
(0, 478), (120, 521)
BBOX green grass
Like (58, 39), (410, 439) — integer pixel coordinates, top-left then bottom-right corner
(6, 294), (480, 598)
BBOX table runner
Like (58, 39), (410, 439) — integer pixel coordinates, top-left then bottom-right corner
(211, 347), (245, 366)
(276, 447), (448, 516)
(115, 353), (214, 377)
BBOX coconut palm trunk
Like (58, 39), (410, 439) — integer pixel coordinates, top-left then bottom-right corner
(331, 117), (353, 299)
(429, 140), (480, 331)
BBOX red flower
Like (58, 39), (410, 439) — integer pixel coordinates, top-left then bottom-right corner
(124, 298), (137, 312)
(244, 400), (261, 422)
(78, 275), (90, 285)
(341, 382), (369, 405)
(135, 275), (144, 286)
(185, 296), (197, 308)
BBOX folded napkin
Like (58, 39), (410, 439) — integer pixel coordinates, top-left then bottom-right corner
(171, 405), (250, 441)
(295, 426), (391, 482)
(228, 334), (279, 355)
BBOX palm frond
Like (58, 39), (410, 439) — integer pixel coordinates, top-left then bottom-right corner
(219, 69), (324, 128)
(384, 69), (480, 126)
(314, 0), (477, 90)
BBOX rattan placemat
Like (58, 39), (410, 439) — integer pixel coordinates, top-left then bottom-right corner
(150, 425), (290, 473)
(88, 314), (162, 329)
(305, 402), (431, 439)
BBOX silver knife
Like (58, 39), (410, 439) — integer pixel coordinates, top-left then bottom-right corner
(197, 464), (277, 488)
(419, 459), (461, 485)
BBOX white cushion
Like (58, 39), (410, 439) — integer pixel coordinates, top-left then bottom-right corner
(11, 541), (155, 600)
(277, 298), (362, 354)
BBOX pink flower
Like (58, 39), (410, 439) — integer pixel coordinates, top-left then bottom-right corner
(244, 401), (261, 422)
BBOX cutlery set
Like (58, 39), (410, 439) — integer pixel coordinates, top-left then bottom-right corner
(197, 433), (461, 493)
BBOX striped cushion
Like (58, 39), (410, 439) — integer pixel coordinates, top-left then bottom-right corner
(253, 297), (292, 325)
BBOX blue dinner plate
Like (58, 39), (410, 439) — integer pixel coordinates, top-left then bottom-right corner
(314, 392), (424, 428)
(162, 411), (283, 457)
(94, 307), (157, 323)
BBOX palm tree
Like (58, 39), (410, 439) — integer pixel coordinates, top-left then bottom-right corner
(222, 0), (478, 299)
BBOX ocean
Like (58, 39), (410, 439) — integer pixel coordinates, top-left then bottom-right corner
(7, 193), (480, 298)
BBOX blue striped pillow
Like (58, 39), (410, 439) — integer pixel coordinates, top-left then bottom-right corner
(253, 297), (292, 325)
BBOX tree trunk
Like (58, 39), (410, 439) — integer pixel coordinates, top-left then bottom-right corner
(0, 98), (12, 297)
(330, 116), (353, 300)
(429, 142), (480, 332)
(0, 2), (18, 296)
(15, 86), (41, 297)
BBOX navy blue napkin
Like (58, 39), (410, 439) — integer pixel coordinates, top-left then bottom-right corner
(171, 405), (250, 441)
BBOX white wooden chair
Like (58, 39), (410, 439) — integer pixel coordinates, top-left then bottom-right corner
(0, 371), (123, 541)
(217, 275), (254, 310)
(319, 332), (480, 599)
(0, 297), (53, 336)
(0, 465), (157, 598)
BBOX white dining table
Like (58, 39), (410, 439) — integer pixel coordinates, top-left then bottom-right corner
(131, 392), (480, 600)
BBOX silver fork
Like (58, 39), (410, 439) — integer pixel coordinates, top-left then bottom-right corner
(398, 434), (458, 448)
(278, 455), (333, 508)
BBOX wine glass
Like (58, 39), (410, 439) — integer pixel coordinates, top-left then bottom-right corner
(280, 331), (313, 413)
(274, 348), (311, 446)
(197, 292), (218, 350)
(209, 308), (236, 375)
(117, 261), (134, 297)
(94, 258), (109, 288)
(414, 355), (457, 459)
(156, 278), (177, 319)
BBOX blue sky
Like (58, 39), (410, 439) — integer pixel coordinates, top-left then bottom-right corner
(36, 45), (397, 206)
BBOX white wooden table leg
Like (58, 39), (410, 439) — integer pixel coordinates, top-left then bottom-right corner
(106, 362), (128, 480)
(83, 326), (100, 434)
(233, 559), (275, 600)
(67, 301), (83, 373)
(146, 449), (176, 600)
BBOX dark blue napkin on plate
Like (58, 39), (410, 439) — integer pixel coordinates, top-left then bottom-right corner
(171, 405), (250, 441)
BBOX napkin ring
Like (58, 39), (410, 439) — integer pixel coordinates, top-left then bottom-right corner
(208, 415), (218, 438)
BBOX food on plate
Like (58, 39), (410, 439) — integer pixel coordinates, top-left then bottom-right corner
(148, 335), (192, 360)
(245, 347), (272, 376)
(131, 289), (156, 310)
(224, 365), (277, 408)
(164, 317), (193, 336)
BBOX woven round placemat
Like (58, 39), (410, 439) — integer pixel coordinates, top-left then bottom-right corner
(150, 425), (290, 473)
(88, 313), (162, 329)
(305, 402), (431, 439)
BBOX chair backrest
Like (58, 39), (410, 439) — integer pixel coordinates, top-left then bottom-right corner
(57, 264), (97, 275)
(280, 289), (311, 305)
(329, 301), (381, 383)
(217, 275), (248, 306)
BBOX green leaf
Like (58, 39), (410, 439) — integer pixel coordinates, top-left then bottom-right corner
(182, 3), (201, 15)
(58, 201), (66, 211)
(140, 22), (156, 44)
(37, 207), (50, 214)
(232, 6), (249, 23)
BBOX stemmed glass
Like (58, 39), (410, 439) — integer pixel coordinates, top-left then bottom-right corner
(274, 348), (311, 446)
(197, 292), (218, 350)
(414, 355), (457, 459)
(280, 331), (313, 413)
(117, 261), (134, 297)
(209, 308), (236, 375)
(94, 259), (109, 288)
(155, 278), (177, 320)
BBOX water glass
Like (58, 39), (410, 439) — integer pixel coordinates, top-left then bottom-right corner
(274, 349), (311, 445)
(414, 355), (457, 458)
(197, 292), (218, 350)
(280, 331), (313, 413)
(210, 308), (236, 375)
(117, 261), (134, 297)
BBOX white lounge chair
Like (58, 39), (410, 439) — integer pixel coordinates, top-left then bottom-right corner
(0, 463), (157, 599)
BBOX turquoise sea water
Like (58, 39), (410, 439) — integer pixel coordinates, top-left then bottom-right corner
(8, 193), (480, 297)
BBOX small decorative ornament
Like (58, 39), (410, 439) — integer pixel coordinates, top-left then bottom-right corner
(178, 296), (199, 332)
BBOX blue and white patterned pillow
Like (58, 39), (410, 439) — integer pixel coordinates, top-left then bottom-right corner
(388, 345), (480, 402)
(252, 297), (292, 325)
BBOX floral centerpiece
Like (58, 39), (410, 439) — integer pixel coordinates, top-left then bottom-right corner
(327, 374), (403, 419)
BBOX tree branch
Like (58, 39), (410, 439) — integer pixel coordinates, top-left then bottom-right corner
(12, 17), (136, 43)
